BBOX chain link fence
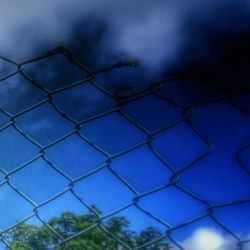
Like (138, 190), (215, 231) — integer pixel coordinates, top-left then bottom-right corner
(0, 47), (249, 249)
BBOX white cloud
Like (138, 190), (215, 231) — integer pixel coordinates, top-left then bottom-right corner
(181, 228), (234, 250)
(172, 227), (250, 250)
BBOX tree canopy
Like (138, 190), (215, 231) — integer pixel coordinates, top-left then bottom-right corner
(5, 210), (171, 250)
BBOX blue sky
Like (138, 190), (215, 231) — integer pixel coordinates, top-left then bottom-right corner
(0, 1), (249, 249)
(0, 57), (249, 249)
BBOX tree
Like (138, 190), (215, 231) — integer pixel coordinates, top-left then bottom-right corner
(5, 210), (170, 250)
(136, 227), (170, 250)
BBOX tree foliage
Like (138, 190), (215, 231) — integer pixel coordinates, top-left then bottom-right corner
(5, 210), (170, 250)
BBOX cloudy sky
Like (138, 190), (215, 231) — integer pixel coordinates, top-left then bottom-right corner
(0, 1), (249, 249)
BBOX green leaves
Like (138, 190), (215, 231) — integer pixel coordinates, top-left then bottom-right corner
(6, 210), (170, 250)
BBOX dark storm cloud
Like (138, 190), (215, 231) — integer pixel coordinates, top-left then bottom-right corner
(1, 0), (250, 89)
(169, 1), (250, 91)
(0, 0), (248, 120)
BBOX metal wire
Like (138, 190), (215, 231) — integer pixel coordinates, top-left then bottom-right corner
(0, 47), (249, 250)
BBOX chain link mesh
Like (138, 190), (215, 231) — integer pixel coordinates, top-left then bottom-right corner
(0, 47), (249, 250)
